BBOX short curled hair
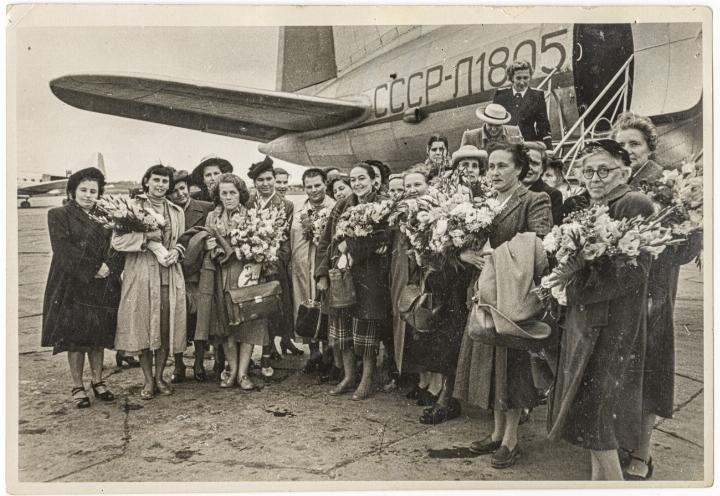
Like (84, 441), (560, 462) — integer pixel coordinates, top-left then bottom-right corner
(507, 59), (533, 80)
(488, 143), (531, 181)
(612, 111), (658, 153)
(67, 167), (106, 199)
(327, 175), (351, 199)
(211, 173), (250, 207)
(141, 164), (175, 194)
(524, 141), (549, 170)
(426, 134), (449, 151)
(302, 167), (327, 186)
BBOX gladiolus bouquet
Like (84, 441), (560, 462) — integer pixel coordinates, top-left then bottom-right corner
(89, 195), (165, 234)
(299, 206), (332, 246)
(334, 200), (395, 240)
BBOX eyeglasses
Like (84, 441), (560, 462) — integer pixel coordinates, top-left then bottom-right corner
(581, 167), (621, 180)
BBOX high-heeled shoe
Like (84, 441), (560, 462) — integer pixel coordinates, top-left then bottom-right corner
(239, 375), (255, 391)
(90, 381), (115, 402)
(280, 340), (305, 356)
(71, 386), (91, 409)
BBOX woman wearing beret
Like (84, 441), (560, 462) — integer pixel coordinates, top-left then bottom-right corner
(453, 143), (553, 469)
(42, 167), (124, 408)
(316, 163), (391, 400)
(113, 165), (187, 400)
(548, 140), (654, 480)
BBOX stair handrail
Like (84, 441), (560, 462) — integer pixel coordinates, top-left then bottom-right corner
(552, 54), (634, 157)
(536, 66), (558, 92)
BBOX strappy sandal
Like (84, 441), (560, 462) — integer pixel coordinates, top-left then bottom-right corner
(623, 455), (654, 480)
(90, 381), (115, 402)
(71, 386), (90, 409)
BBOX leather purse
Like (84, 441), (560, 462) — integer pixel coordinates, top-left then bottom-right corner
(225, 280), (282, 325)
(466, 303), (553, 352)
(397, 281), (439, 333)
(295, 298), (328, 340)
(327, 268), (356, 309)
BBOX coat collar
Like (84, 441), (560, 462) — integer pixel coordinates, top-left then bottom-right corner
(599, 183), (632, 205)
(135, 193), (183, 213)
(493, 185), (528, 225)
(66, 200), (109, 239)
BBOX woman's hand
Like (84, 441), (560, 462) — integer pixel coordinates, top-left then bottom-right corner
(459, 249), (490, 270)
(93, 263), (110, 279)
(375, 244), (388, 255)
(146, 230), (162, 242)
(337, 240), (348, 254)
(317, 276), (329, 291)
(205, 237), (217, 251)
(165, 249), (180, 266)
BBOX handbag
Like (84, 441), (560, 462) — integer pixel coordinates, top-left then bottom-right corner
(466, 302), (553, 352)
(327, 268), (356, 309)
(225, 280), (282, 325)
(295, 297), (329, 340)
(397, 275), (439, 333)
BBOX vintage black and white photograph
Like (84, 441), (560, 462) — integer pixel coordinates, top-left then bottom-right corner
(6, 3), (712, 491)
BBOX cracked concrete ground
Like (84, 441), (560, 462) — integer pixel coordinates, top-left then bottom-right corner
(13, 197), (707, 484)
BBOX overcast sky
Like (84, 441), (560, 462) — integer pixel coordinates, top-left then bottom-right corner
(13, 25), (308, 183)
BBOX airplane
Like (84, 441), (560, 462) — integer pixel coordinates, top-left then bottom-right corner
(49, 24), (703, 173)
(17, 152), (107, 208)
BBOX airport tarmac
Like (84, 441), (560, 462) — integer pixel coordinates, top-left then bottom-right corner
(13, 197), (707, 483)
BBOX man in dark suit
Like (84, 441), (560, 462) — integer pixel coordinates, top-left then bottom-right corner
(523, 142), (564, 225)
(169, 170), (215, 384)
(493, 60), (553, 151)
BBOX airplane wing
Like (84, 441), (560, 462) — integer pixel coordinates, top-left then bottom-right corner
(50, 74), (370, 142)
(17, 179), (68, 196)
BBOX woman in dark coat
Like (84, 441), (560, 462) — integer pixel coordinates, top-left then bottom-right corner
(41, 167), (123, 408)
(613, 112), (703, 479)
(316, 163), (391, 400)
(548, 140), (654, 480)
(453, 143), (553, 469)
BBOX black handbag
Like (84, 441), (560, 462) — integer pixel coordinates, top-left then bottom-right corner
(295, 296), (328, 340)
(224, 280), (282, 325)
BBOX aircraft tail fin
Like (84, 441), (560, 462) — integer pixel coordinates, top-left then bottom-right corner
(89, 152), (106, 175)
(276, 27), (337, 92)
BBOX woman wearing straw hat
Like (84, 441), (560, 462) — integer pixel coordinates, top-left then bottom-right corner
(460, 103), (524, 152)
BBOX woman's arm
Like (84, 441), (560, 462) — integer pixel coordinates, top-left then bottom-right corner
(526, 192), (553, 238)
(47, 208), (103, 283)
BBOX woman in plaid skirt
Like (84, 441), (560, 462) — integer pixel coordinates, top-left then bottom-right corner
(315, 163), (391, 400)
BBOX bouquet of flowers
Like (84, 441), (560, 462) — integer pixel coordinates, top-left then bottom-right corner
(88, 195), (171, 265)
(442, 177), (501, 252)
(229, 207), (287, 266)
(638, 159), (703, 237)
(89, 195), (165, 234)
(334, 199), (395, 240)
(299, 206), (332, 246)
(388, 194), (445, 267)
(538, 204), (674, 305)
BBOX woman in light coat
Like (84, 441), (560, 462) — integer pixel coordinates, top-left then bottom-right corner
(113, 164), (187, 400)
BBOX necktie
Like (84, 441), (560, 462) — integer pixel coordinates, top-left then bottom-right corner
(515, 92), (522, 100)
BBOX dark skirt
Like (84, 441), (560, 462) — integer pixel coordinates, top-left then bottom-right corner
(402, 325), (464, 376)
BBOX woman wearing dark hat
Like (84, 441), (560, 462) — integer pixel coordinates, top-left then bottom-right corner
(548, 139), (654, 480)
(113, 165), (187, 400)
(246, 156), (301, 368)
(42, 167), (124, 408)
(190, 155), (234, 203)
(315, 163), (391, 400)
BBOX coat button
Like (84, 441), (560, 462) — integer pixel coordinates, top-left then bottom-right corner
(579, 305), (585, 311)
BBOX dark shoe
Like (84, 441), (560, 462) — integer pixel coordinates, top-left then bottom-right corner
(281, 340), (305, 356)
(90, 381), (115, 402)
(116, 353), (140, 368)
(406, 385), (420, 400)
(170, 368), (186, 384)
(260, 355), (274, 377)
(71, 386), (91, 409)
(417, 388), (438, 407)
(469, 437), (502, 455)
(304, 354), (323, 374)
(491, 444), (521, 469)
(193, 366), (208, 382)
(519, 408), (531, 425)
(419, 399), (461, 425)
(623, 456), (654, 480)
(154, 380), (173, 396)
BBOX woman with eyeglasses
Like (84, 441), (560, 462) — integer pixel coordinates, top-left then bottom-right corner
(548, 140), (655, 480)
(611, 114), (703, 480)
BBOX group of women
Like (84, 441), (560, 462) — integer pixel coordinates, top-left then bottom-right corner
(41, 111), (701, 480)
